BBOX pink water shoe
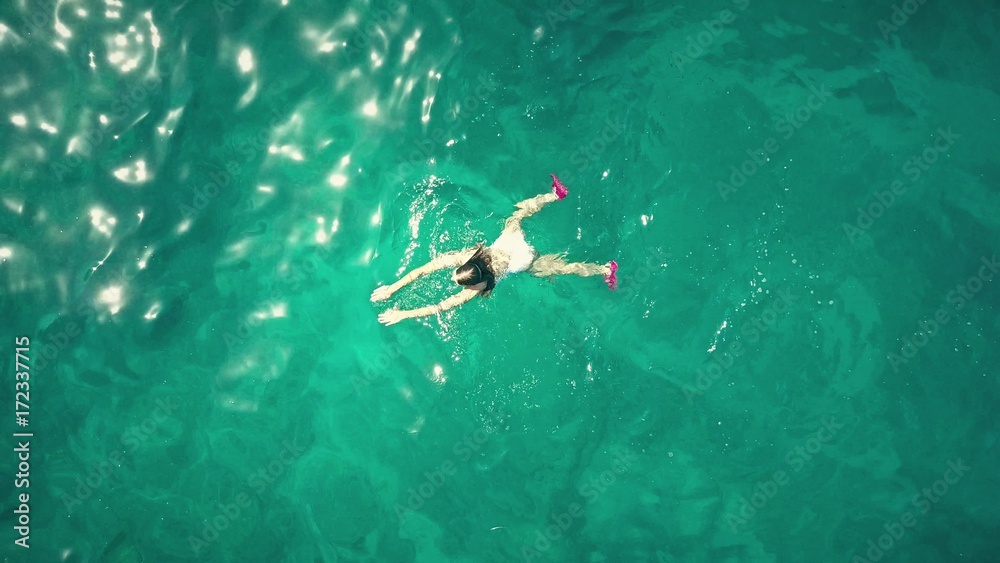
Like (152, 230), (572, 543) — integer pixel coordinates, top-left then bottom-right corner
(604, 260), (618, 291)
(550, 173), (568, 200)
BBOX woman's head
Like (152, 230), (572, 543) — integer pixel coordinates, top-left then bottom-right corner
(452, 245), (496, 296)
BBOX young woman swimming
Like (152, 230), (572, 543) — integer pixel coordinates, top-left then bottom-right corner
(371, 174), (618, 325)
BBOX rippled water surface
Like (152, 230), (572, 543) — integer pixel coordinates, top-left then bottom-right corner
(1, 0), (999, 561)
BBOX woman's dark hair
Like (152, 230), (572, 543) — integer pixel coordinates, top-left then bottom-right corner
(454, 244), (496, 297)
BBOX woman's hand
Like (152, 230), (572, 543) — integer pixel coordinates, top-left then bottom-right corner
(378, 308), (409, 325)
(371, 285), (395, 302)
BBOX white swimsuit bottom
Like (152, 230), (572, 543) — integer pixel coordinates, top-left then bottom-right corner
(491, 229), (536, 275)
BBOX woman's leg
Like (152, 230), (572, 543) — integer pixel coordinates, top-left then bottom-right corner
(504, 192), (558, 231)
(530, 254), (609, 277)
(530, 254), (618, 289)
(502, 174), (570, 232)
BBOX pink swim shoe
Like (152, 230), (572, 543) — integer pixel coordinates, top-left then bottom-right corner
(550, 173), (568, 200)
(604, 260), (618, 291)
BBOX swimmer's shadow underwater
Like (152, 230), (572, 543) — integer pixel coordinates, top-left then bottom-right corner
(371, 174), (618, 325)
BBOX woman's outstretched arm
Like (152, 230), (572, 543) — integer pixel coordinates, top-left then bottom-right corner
(371, 248), (474, 302)
(378, 288), (480, 325)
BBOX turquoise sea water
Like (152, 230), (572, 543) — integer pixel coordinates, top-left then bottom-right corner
(2, 0), (999, 561)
